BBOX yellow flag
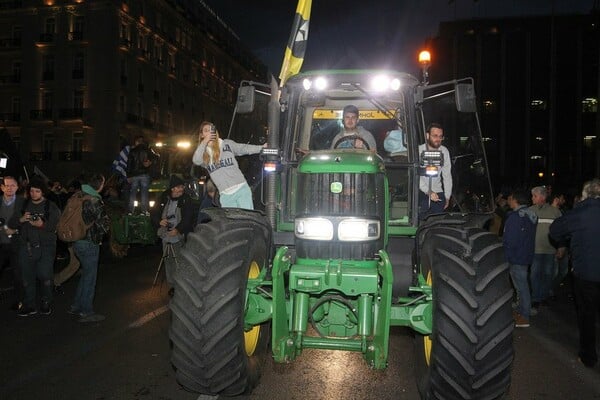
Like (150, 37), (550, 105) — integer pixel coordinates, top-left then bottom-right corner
(279, 0), (312, 86)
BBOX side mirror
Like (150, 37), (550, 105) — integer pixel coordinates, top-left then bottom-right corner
(455, 83), (477, 113)
(236, 85), (255, 114)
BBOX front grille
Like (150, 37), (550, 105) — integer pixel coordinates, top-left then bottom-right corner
(295, 172), (385, 260)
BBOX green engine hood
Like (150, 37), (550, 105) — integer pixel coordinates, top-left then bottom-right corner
(298, 150), (385, 174)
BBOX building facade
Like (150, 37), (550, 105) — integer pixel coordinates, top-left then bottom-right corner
(429, 12), (600, 191)
(0, 0), (267, 182)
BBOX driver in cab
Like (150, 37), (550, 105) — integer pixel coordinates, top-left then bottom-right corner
(330, 105), (377, 152)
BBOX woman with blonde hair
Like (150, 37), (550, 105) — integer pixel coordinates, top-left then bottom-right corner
(192, 121), (265, 209)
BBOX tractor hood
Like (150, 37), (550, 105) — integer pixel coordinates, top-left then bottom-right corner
(298, 149), (385, 174)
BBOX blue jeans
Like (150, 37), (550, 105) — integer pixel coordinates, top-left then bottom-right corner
(129, 174), (150, 212)
(509, 263), (531, 319)
(220, 183), (254, 210)
(531, 253), (555, 303)
(72, 240), (100, 315)
(20, 242), (55, 308)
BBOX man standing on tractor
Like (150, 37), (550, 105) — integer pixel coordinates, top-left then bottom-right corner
(126, 136), (158, 215)
(330, 105), (377, 151)
(418, 123), (452, 218)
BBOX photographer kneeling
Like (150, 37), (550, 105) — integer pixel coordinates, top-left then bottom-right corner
(157, 175), (194, 295)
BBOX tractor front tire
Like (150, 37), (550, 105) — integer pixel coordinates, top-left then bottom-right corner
(416, 226), (514, 400)
(169, 208), (272, 396)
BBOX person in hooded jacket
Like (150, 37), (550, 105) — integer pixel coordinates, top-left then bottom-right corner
(550, 178), (600, 368)
(157, 175), (195, 290)
(504, 189), (538, 328)
(70, 174), (110, 323)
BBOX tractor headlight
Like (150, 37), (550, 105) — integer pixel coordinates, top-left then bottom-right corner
(338, 218), (380, 241)
(295, 218), (334, 240)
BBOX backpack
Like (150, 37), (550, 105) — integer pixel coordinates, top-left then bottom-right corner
(56, 192), (93, 242)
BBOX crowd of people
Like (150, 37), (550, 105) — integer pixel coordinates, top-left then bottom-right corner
(0, 174), (109, 322)
(497, 181), (600, 369)
(0, 119), (260, 320)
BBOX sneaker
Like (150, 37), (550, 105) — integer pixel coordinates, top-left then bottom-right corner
(40, 302), (52, 315)
(530, 307), (538, 317)
(67, 306), (80, 315)
(17, 307), (37, 317)
(79, 313), (105, 323)
(514, 313), (530, 328)
(578, 357), (597, 368)
(10, 301), (23, 311)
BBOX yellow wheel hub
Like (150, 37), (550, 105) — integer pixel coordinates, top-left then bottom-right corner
(244, 261), (261, 356)
(423, 270), (433, 365)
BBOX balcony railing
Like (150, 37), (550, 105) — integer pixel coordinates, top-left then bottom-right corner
(0, 1), (23, 10)
(38, 33), (54, 43)
(29, 151), (52, 161)
(58, 151), (83, 161)
(59, 108), (86, 119)
(0, 37), (20, 48)
(68, 31), (83, 41)
(0, 112), (19, 121)
(72, 69), (84, 79)
(30, 109), (53, 120)
(0, 74), (20, 84)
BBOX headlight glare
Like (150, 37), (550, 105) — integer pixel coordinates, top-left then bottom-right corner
(295, 218), (334, 240)
(338, 219), (380, 241)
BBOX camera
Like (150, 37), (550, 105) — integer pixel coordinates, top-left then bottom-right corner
(29, 213), (44, 222)
(166, 214), (176, 231)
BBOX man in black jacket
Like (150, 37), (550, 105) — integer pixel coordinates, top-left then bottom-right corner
(126, 136), (158, 214)
(550, 178), (600, 368)
(156, 175), (195, 291)
(17, 178), (61, 316)
(0, 176), (25, 310)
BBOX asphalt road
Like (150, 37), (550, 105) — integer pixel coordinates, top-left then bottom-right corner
(1, 244), (599, 400)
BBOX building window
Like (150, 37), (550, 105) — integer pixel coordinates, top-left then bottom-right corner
(45, 17), (55, 34)
(530, 99), (546, 111)
(43, 131), (54, 160)
(138, 68), (144, 92)
(168, 52), (176, 75)
(72, 131), (83, 154)
(69, 15), (84, 40)
(583, 98), (598, 113)
(43, 91), (53, 114)
(43, 54), (54, 80)
(11, 97), (20, 120)
(73, 53), (84, 79)
(73, 90), (84, 110)
(154, 42), (163, 66)
(119, 21), (130, 46)
(12, 61), (21, 82)
(119, 95), (126, 113)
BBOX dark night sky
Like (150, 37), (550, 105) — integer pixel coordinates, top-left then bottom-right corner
(203, 0), (595, 75)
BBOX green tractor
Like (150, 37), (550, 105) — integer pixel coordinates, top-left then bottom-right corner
(169, 69), (514, 399)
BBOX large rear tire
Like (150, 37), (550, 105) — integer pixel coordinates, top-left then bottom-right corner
(415, 226), (514, 400)
(169, 208), (272, 396)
